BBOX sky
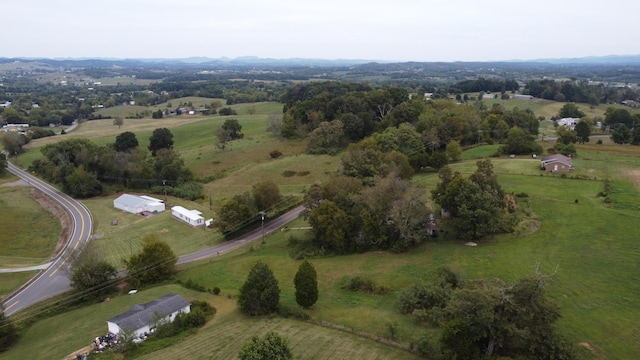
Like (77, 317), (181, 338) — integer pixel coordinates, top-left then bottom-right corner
(2, 0), (637, 62)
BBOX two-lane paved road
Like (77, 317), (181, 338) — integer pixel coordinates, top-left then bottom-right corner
(3, 161), (94, 317)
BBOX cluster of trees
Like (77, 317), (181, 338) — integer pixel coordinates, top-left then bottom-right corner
(70, 234), (177, 298)
(281, 82), (543, 167)
(432, 160), (514, 240)
(237, 260), (318, 316)
(398, 267), (574, 359)
(215, 118), (244, 150)
(447, 77), (519, 94)
(28, 128), (200, 199)
(216, 180), (282, 237)
(304, 173), (431, 254)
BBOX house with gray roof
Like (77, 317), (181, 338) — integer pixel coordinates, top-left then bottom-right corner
(113, 194), (165, 215)
(540, 154), (573, 173)
(107, 294), (190, 338)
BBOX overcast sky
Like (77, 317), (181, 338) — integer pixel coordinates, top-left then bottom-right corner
(2, 0), (637, 62)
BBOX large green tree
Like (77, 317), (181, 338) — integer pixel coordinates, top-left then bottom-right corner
(307, 120), (345, 153)
(63, 166), (103, 198)
(114, 131), (138, 152)
(502, 126), (542, 155)
(125, 234), (177, 286)
(611, 124), (631, 144)
(433, 160), (508, 240)
(294, 260), (318, 308)
(308, 200), (353, 253)
(148, 127), (174, 156)
(221, 118), (244, 139)
(558, 103), (585, 118)
(438, 275), (574, 359)
(69, 246), (117, 299)
(238, 331), (292, 360)
(1, 132), (28, 155)
(252, 179), (282, 211)
(574, 120), (591, 144)
(217, 192), (257, 235)
(238, 262), (280, 316)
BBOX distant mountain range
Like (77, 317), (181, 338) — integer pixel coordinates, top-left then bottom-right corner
(3, 54), (640, 67)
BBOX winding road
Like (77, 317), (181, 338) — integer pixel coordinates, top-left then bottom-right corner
(1, 160), (304, 317)
(3, 161), (94, 317)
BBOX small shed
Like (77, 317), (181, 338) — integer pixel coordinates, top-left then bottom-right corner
(107, 294), (190, 338)
(171, 206), (205, 227)
(114, 194), (165, 215)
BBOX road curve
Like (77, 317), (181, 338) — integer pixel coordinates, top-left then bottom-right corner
(2, 161), (94, 317)
(1, 160), (305, 316)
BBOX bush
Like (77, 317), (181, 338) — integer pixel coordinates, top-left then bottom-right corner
(342, 276), (389, 295)
(218, 107), (237, 116)
(269, 150), (283, 159)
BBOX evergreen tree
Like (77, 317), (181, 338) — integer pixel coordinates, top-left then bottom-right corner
(238, 262), (280, 316)
(294, 260), (318, 308)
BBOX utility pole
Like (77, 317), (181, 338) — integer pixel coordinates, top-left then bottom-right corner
(162, 180), (167, 203)
(260, 211), (266, 244)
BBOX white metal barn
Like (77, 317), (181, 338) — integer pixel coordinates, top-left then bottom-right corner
(171, 206), (205, 227)
(107, 294), (190, 338)
(113, 194), (165, 215)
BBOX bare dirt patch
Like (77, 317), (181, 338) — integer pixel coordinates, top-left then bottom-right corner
(27, 188), (72, 257)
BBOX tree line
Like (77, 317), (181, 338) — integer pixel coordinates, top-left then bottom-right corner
(28, 128), (201, 199)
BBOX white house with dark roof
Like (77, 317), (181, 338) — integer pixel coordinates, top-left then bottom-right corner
(113, 194), (165, 215)
(107, 294), (190, 338)
(171, 206), (205, 227)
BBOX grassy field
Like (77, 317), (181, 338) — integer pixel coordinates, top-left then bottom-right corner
(0, 186), (60, 267)
(0, 272), (36, 299)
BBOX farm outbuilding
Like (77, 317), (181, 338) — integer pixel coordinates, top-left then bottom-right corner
(171, 206), (205, 227)
(107, 294), (190, 338)
(113, 194), (165, 215)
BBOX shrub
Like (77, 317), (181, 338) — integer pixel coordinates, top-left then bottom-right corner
(342, 276), (389, 295)
(269, 150), (283, 159)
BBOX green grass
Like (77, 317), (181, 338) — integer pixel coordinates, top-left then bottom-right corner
(0, 186), (60, 267)
(138, 311), (417, 360)
(0, 272), (36, 299)
(173, 165), (640, 359)
(83, 195), (219, 268)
